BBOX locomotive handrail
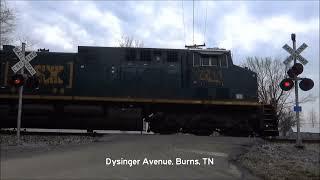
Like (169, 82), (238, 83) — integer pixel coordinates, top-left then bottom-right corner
(0, 94), (261, 106)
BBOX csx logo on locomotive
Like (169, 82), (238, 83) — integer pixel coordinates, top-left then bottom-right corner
(198, 69), (223, 83)
(194, 68), (223, 86)
(35, 65), (64, 85)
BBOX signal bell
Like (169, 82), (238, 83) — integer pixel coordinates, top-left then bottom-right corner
(299, 78), (314, 91)
(10, 74), (25, 87)
(279, 78), (294, 91)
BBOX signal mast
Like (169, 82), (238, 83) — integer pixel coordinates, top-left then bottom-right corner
(280, 34), (314, 148)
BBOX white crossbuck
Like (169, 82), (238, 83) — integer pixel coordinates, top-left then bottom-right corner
(283, 43), (308, 65)
(11, 47), (37, 76)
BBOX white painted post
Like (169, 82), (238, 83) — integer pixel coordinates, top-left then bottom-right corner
(16, 42), (25, 145)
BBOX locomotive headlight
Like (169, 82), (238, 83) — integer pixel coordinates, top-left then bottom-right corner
(235, 94), (243, 99)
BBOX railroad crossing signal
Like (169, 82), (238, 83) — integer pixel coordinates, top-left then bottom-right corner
(280, 33), (314, 148)
(283, 43), (308, 65)
(11, 47), (37, 76)
(280, 42), (314, 92)
(280, 62), (314, 92)
(10, 43), (38, 145)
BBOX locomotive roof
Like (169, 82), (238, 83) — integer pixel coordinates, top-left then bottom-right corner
(78, 46), (231, 54)
(2, 44), (231, 55)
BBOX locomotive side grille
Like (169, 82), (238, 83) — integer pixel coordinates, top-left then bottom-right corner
(140, 50), (151, 61)
(216, 88), (230, 99)
(167, 51), (178, 62)
(126, 49), (137, 61)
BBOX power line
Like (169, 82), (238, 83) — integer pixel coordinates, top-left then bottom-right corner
(192, 0), (195, 45)
(181, 0), (186, 46)
(185, 0), (205, 49)
(196, 0), (199, 44)
(203, 1), (208, 45)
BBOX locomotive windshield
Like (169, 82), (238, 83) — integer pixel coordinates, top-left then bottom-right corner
(193, 54), (228, 68)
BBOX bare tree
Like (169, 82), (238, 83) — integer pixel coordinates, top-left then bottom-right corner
(118, 35), (144, 48)
(16, 34), (38, 51)
(242, 57), (317, 136)
(299, 111), (306, 128)
(243, 57), (290, 114)
(278, 110), (295, 136)
(0, 0), (16, 47)
(308, 108), (317, 128)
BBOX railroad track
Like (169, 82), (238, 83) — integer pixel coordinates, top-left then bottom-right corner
(264, 137), (320, 143)
(0, 129), (151, 137)
(1, 129), (102, 137)
(2, 129), (318, 144)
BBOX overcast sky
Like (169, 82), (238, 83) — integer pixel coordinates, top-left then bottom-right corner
(7, 0), (320, 126)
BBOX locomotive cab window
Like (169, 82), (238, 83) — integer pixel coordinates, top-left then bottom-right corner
(201, 57), (210, 66)
(211, 57), (218, 66)
(199, 56), (219, 67)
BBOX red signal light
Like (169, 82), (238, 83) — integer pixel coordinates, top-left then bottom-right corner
(284, 81), (290, 87)
(14, 79), (21, 85)
(280, 78), (294, 91)
(10, 74), (25, 87)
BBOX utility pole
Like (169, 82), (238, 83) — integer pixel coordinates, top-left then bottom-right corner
(16, 42), (25, 145)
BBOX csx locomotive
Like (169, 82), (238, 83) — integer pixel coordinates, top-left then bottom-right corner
(0, 45), (278, 136)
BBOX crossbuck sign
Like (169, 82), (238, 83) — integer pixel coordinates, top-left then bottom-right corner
(11, 47), (37, 76)
(282, 43), (308, 65)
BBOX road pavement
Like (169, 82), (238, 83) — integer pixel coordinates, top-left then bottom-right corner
(1, 134), (260, 180)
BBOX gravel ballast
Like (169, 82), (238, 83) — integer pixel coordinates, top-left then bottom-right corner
(1, 134), (98, 146)
(238, 142), (320, 180)
(1, 134), (99, 160)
